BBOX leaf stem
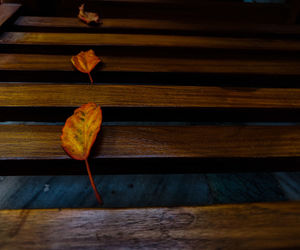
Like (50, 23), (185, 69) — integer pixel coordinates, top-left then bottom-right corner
(85, 159), (103, 205)
(88, 72), (93, 84)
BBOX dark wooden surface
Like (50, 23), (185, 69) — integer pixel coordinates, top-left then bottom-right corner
(0, 202), (299, 249)
(1, 53), (300, 77)
(14, 16), (300, 36)
(0, 4), (299, 171)
(0, 2), (299, 168)
(2, 84), (300, 108)
(2, 125), (300, 160)
(3, 32), (300, 51)
(0, 2), (299, 248)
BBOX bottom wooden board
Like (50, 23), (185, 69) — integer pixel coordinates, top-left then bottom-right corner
(0, 202), (299, 249)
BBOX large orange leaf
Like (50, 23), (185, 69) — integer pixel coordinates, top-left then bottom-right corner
(61, 103), (102, 160)
(71, 49), (101, 84)
(61, 103), (103, 204)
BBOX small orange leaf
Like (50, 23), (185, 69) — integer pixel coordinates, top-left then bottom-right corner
(78, 4), (101, 25)
(71, 49), (101, 84)
(61, 103), (103, 204)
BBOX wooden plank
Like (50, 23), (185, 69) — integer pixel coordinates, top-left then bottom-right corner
(1, 125), (300, 160)
(1, 53), (300, 75)
(2, 84), (300, 109)
(0, 202), (299, 249)
(15, 16), (300, 36)
(0, 4), (21, 27)
(2, 32), (300, 51)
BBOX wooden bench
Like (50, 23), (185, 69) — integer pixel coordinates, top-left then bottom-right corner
(0, 1), (300, 249)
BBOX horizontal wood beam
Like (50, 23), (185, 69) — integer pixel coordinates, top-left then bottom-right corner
(14, 16), (300, 36)
(1, 54), (300, 76)
(1, 125), (300, 160)
(0, 202), (299, 249)
(1, 84), (300, 109)
(2, 32), (300, 51)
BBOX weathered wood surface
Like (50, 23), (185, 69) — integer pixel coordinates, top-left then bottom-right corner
(2, 32), (300, 51)
(1, 125), (300, 160)
(14, 16), (300, 36)
(0, 0), (299, 222)
(2, 84), (300, 108)
(0, 4), (21, 27)
(0, 202), (299, 249)
(1, 53), (300, 76)
(0, 173), (292, 209)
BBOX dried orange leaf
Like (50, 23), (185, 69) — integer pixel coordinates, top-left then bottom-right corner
(61, 103), (102, 160)
(61, 103), (103, 205)
(71, 49), (101, 84)
(78, 4), (101, 25)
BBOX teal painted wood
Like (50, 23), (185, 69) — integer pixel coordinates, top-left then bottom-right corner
(0, 173), (296, 209)
(274, 172), (300, 200)
(205, 173), (287, 204)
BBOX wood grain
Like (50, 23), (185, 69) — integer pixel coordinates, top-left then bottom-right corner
(1, 125), (300, 160)
(2, 84), (300, 109)
(0, 202), (299, 249)
(1, 53), (300, 75)
(0, 4), (21, 27)
(15, 16), (300, 36)
(2, 32), (300, 51)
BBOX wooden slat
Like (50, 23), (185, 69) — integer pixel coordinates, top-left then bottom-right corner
(15, 16), (300, 36)
(1, 53), (300, 75)
(2, 84), (300, 109)
(1, 125), (300, 160)
(0, 4), (21, 27)
(0, 202), (299, 249)
(2, 32), (300, 51)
